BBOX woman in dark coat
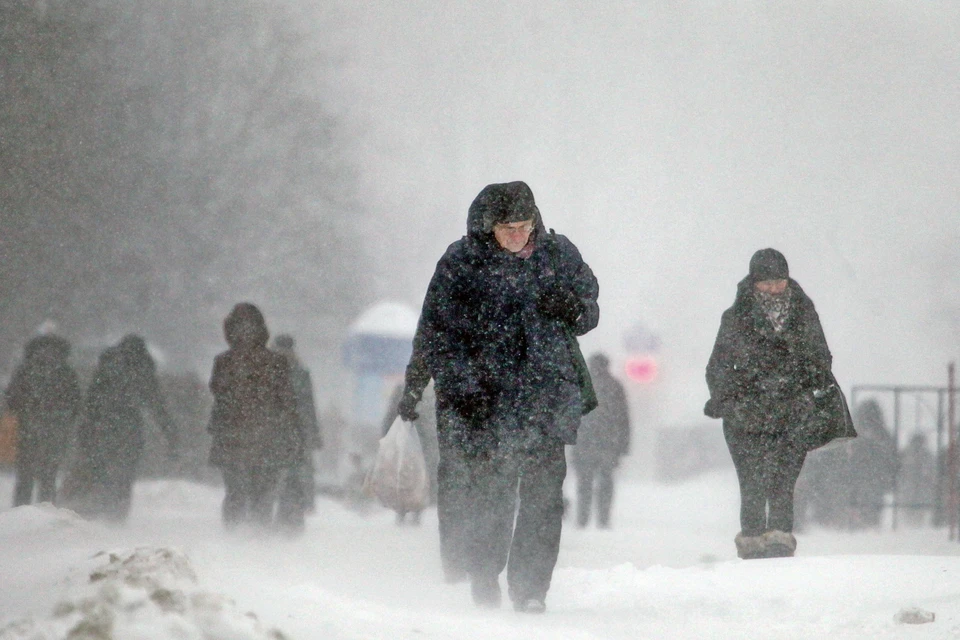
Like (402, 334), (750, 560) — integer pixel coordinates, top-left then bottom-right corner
(5, 335), (81, 506)
(704, 248), (854, 559)
(80, 334), (177, 522)
(208, 303), (303, 530)
(415, 181), (599, 613)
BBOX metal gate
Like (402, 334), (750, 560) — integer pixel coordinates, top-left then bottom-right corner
(849, 364), (959, 536)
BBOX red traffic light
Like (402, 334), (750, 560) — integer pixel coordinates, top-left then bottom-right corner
(625, 356), (658, 384)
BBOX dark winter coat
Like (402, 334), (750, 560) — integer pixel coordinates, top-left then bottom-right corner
(81, 336), (176, 467)
(418, 183), (599, 449)
(288, 358), (321, 451)
(208, 309), (303, 469)
(5, 335), (81, 464)
(704, 277), (855, 451)
(573, 363), (630, 468)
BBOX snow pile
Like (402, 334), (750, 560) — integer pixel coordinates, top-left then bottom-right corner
(0, 503), (93, 537)
(0, 547), (288, 640)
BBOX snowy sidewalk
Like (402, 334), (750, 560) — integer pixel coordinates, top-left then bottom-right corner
(2, 473), (960, 640)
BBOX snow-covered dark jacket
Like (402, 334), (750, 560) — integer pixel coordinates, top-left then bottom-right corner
(705, 277), (855, 448)
(208, 306), (303, 468)
(418, 186), (599, 446)
(82, 337), (176, 462)
(573, 363), (630, 467)
(5, 335), (81, 459)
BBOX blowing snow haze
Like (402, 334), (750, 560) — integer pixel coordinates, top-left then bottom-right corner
(335, 1), (960, 424)
(2, 1), (959, 426)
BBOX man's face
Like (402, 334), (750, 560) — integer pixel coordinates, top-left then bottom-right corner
(493, 219), (534, 253)
(755, 279), (788, 295)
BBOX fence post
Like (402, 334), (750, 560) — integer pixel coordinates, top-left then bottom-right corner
(949, 363), (957, 541)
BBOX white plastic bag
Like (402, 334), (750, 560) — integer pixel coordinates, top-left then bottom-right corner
(364, 417), (429, 512)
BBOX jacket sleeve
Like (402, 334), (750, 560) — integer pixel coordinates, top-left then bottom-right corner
(141, 366), (177, 448)
(705, 308), (752, 414)
(4, 369), (27, 415)
(614, 383), (631, 456)
(402, 317), (433, 402)
(420, 244), (486, 397)
(298, 368), (322, 447)
(272, 357), (305, 460)
(551, 234), (599, 336)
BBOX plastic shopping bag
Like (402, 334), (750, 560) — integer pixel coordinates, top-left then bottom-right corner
(364, 417), (429, 512)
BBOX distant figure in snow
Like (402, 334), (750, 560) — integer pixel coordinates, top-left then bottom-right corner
(704, 248), (855, 559)
(79, 334), (178, 523)
(5, 334), (81, 506)
(272, 333), (322, 534)
(897, 432), (935, 527)
(572, 352), (630, 529)
(208, 304), (304, 531)
(846, 399), (898, 529)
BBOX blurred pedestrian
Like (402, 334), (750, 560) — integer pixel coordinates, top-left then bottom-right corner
(272, 333), (322, 533)
(79, 334), (178, 522)
(207, 304), (303, 531)
(5, 335), (81, 506)
(704, 248), (854, 559)
(414, 181), (599, 612)
(897, 432), (935, 527)
(572, 352), (630, 529)
(847, 399), (898, 528)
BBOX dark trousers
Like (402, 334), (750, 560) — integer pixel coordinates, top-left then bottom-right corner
(221, 462), (282, 529)
(436, 424), (471, 580)
(276, 458), (313, 531)
(724, 424), (807, 536)
(83, 444), (141, 523)
(574, 462), (615, 528)
(14, 445), (59, 507)
(463, 436), (567, 603)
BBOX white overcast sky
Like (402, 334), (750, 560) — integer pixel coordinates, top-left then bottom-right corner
(308, 1), (960, 425)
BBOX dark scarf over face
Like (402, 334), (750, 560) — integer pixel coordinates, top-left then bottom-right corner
(755, 286), (792, 333)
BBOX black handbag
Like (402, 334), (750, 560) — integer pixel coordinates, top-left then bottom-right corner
(800, 373), (857, 451)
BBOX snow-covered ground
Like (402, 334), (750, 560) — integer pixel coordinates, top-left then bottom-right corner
(1, 470), (959, 640)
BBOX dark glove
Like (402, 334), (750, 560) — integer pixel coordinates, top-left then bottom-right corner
(452, 392), (493, 422)
(397, 391), (420, 422)
(703, 398), (725, 419)
(537, 284), (583, 325)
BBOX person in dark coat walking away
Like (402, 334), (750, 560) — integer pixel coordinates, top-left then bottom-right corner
(704, 248), (854, 559)
(5, 335), (82, 506)
(79, 334), (178, 522)
(413, 181), (599, 613)
(272, 333), (322, 533)
(572, 352), (630, 528)
(208, 304), (304, 531)
(846, 398), (898, 528)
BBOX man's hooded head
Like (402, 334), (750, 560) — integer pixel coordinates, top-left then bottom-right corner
(467, 181), (541, 237)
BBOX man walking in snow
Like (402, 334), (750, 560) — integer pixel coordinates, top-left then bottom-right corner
(572, 352), (630, 528)
(272, 334), (322, 533)
(208, 304), (304, 530)
(410, 181), (599, 612)
(704, 248), (854, 559)
(80, 334), (178, 522)
(5, 334), (82, 506)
